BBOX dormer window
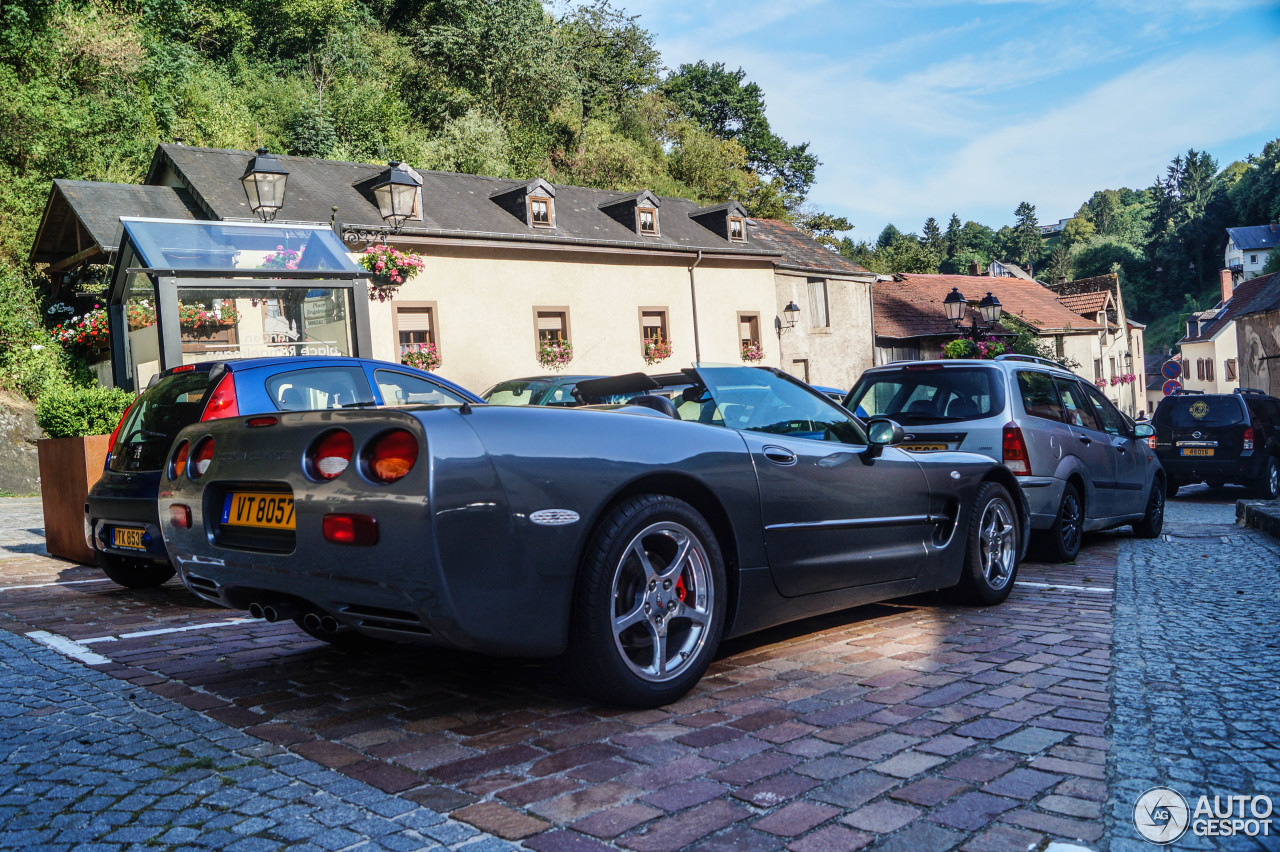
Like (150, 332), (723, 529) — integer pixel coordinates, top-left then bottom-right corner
(638, 207), (658, 235)
(529, 196), (553, 227)
(728, 216), (745, 242)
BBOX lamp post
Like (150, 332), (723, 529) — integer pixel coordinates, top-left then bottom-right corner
(372, 162), (422, 233)
(240, 148), (289, 223)
(943, 287), (1003, 340)
(778, 300), (801, 334)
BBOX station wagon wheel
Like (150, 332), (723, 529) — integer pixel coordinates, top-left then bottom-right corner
(1131, 478), (1165, 539)
(566, 495), (726, 708)
(952, 482), (1019, 606)
(1039, 482), (1083, 563)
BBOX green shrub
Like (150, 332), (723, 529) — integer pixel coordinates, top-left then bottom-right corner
(36, 384), (134, 438)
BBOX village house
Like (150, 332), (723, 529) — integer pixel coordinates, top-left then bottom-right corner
(31, 144), (849, 394)
(1226, 224), (1279, 282)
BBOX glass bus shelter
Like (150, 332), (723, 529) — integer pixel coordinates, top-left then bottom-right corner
(106, 218), (372, 392)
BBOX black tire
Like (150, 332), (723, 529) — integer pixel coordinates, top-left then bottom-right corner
(98, 554), (176, 589)
(1131, 478), (1166, 539)
(1252, 456), (1280, 500)
(950, 482), (1019, 606)
(1038, 481), (1083, 563)
(564, 495), (726, 708)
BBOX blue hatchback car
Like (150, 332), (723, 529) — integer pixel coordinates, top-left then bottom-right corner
(86, 357), (481, 588)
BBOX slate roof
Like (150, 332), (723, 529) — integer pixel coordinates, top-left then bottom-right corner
(874, 273), (1102, 340)
(1228, 224), (1280, 252)
(748, 218), (872, 277)
(1179, 271), (1280, 343)
(147, 145), (779, 258)
(1057, 291), (1111, 316)
(29, 180), (201, 263)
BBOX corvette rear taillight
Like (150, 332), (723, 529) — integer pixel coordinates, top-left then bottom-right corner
(309, 430), (353, 480)
(201, 373), (239, 421)
(190, 437), (215, 479)
(1243, 427), (1255, 451)
(170, 440), (189, 480)
(1002, 423), (1031, 475)
(366, 429), (418, 483)
(322, 513), (379, 546)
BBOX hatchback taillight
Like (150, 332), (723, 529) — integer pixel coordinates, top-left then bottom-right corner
(1002, 423), (1030, 475)
(201, 373), (239, 421)
(309, 430), (354, 481)
(190, 437), (215, 478)
(105, 398), (138, 466)
(365, 429), (418, 483)
(170, 440), (189, 480)
(1243, 427), (1255, 451)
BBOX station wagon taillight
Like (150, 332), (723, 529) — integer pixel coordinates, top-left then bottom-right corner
(310, 430), (354, 480)
(170, 440), (189, 480)
(1002, 423), (1031, 475)
(201, 373), (239, 421)
(190, 437), (216, 479)
(366, 429), (418, 483)
(1243, 427), (1255, 451)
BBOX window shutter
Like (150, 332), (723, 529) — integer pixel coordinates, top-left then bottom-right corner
(397, 308), (432, 332)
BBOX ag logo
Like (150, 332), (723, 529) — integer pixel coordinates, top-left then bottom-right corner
(1134, 786), (1189, 844)
(1189, 401), (1210, 420)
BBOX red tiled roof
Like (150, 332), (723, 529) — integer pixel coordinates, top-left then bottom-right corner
(1057, 290), (1111, 316)
(749, 218), (872, 276)
(1181, 272), (1280, 343)
(873, 273), (1102, 340)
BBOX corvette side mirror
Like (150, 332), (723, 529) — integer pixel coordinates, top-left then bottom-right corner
(863, 418), (904, 460)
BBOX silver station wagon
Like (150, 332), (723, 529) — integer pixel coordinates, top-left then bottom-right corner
(845, 355), (1165, 562)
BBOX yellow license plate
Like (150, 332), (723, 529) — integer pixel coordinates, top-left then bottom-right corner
(900, 443), (948, 452)
(1180, 448), (1215, 457)
(221, 493), (295, 530)
(113, 527), (146, 550)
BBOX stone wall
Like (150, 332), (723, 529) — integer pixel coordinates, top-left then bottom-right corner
(0, 392), (42, 495)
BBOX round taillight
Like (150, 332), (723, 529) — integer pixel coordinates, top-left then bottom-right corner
(190, 437), (216, 479)
(170, 440), (189, 480)
(309, 430), (353, 481)
(365, 429), (418, 483)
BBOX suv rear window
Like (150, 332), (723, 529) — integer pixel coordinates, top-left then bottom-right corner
(1154, 396), (1245, 428)
(108, 370), (211, 472)
(846, 366), (1004, 424)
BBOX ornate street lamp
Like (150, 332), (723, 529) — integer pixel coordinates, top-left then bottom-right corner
(943, 287), (968, 323)
(782, 300), (801, 329)
(977, 291), (1003, 324)
(240, 148), (289, 222)
(372, 162), (421, 232)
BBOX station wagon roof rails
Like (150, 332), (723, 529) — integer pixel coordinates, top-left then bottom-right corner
(994, 354), (1068, 370)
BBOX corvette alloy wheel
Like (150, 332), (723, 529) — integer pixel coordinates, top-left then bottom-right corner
(978, 498), (1017, 591)
(610, 521), (715, 683)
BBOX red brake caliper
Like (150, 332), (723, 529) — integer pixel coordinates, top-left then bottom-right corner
(675, 575), (688, 602)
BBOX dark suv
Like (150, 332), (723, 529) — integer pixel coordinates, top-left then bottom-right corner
(1151, 389), (1280, 499)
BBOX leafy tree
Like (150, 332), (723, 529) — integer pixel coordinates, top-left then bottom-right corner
(1042, 243), (1072, 286)
(283, 106), (338, 158)
(1012, 201), (1042, 271)
(662, 60), (818, 200)
(794, 211), (853, 249)
(559, 1), (660, 132)
(1060, 216), (1096, 250)
(1261, 249), (1280, 276)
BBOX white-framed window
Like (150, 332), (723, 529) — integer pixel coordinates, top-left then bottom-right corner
(807, 278), (829, 328)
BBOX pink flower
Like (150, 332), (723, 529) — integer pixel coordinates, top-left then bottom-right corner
(285, 262), (297, 270)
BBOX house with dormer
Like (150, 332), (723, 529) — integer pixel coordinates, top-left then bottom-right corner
(31, 145), (793, 393)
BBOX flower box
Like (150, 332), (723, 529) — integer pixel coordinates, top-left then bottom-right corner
(37, 434), (111, 564)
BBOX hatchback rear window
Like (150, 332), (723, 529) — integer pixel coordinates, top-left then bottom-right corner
(108, 371), (211, 472)
(1154, 396), (1245, 428)
(846, 367), (1004, 424)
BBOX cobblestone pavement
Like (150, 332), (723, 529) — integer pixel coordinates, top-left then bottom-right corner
(1, 491), (1278, 851)
(1106, 485), (1280, 852)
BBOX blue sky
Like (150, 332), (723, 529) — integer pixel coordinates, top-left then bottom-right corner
(613, 0), (1280, 241)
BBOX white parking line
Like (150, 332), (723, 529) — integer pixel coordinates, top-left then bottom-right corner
(25, 630), (112, 665)
(80, 618), (252, 644)
(0, 578), (112, 592)
(1019, 581), (1114, 593)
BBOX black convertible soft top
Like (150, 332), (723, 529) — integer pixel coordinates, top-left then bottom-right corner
(574, 370), (699, 404)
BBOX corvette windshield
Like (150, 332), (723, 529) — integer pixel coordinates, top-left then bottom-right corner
(694, 366), (865, 444)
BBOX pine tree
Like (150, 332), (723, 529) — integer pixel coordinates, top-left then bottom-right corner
(1013, 201), (1042, 272)
(944, 213), (961, 259)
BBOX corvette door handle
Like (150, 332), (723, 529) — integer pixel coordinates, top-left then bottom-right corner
(1077, 434), (1092, 446)
(762, 446), (798, 466)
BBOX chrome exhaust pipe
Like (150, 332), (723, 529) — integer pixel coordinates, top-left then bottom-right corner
(302, 612), (323, 632)
(248, 602), (266, 620)
(319, 615), (341, 633)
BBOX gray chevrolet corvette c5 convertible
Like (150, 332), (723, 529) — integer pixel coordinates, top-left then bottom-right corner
(158, 365), (1029, 707)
